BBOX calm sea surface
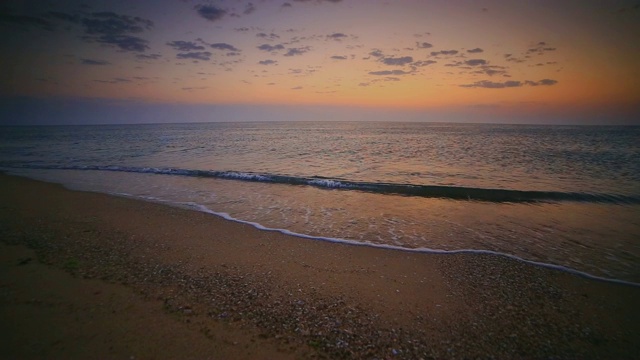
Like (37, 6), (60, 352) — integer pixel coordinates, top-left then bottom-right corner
(1, 122), (639, 283)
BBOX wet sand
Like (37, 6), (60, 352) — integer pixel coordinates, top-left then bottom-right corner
(0, 173), (638, 359)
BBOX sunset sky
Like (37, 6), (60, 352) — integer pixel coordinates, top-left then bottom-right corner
(1, 0), (639, 125)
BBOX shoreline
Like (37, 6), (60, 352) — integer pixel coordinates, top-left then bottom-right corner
(139, 193), (640, 289)
(1, 173), (639, 359)
(8, 168), (640, 287)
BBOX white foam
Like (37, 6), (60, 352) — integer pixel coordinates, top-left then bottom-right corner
(109, 190), (640, 288)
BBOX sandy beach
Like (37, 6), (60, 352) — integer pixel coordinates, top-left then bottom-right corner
(0, 173), (638, 359)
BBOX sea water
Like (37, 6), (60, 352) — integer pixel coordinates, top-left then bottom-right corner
(1, 122), (639, 284)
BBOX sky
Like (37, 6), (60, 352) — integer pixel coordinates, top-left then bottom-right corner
(1, 0), (639, 125)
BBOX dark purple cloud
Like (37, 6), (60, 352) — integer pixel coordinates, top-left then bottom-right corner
(167, 41), (205, 52)
(211, 43), (240, 52)
(257, 44), (285, 52)
(259, 59), (278, 65)
(430, 50), (458, 56)
(467, 48), (483, 53)
(196, 5), (226, 22)
(331, 55), (347, 60)
(381, 56), (413, 66)
(176, 51), (212, 61)
(465, 59), (487, 66)
(416, 42), (433, 49)
(368, 70), (411, 76)
(284, 47), (310, 56)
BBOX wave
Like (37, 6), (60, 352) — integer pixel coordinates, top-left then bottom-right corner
(110, 192), (640, 288)
(3, 164), (640, 204)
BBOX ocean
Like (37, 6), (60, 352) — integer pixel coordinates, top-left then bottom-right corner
(1, 122), (639, 284)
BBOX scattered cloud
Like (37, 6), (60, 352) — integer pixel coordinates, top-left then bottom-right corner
(78, 12), (153, 52)
(369, 49), (384, 58)
(430, 50), (459, 56)
(257, 44), (285, 52)
(284, 46), (310, 56)
(291, 86), (303, 90)
(243, 3), (256, 15)
(331, 55), (347, 60)
(176, 51), (212, 61)
(525, 79), (558, 86)
(467, 48), (483, 53)
(94, 34), (149, 52)
(282, 3), (293, 8)
(460, 80), (522, 89)
(136, 53), (162, 60)
(460, 79), (557, 88)
(381, 56), (413, 66)
(196, 5), (226, 22)
(211, 43), (240, 52)
(82, 11), (153, 35)
(181, 86), (208, 91)
(259, 59), (278, 65)
(81, 58), (109, 65)
(526, 42), (556, 54)
(327, 32), (348, 41)
(167, 41), (205, 52)
(416, 42), (433, 49)
(412, 60), (437, 67)
(368, 70), (412, 76)
(464, 59), (487, 66)
(257, 32), (280, 40)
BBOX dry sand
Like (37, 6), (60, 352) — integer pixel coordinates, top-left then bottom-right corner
(0, 173), (638, 359)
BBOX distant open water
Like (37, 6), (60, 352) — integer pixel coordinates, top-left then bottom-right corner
(1, 122), (639, 284)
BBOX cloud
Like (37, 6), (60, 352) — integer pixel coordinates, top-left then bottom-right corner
(181, 86), (208, 91)
(525, 79), (558, 86)
(464, 59), (487, 66)
(167, 41), (205, 52)
(358, 82), (369, 87)
(293, 0), (342, 3)
(381, 56), (413, 66)
(94, 77), (131, 84)
(327, 32), (347, 40)
(282, 2), (293, 8)
(81, 58), (109, 65)
(257, 44), (285, 52)
(412, 60), (437, 67)
(136, 53), (162, 60)
(526, 42), (557, 54)
(94, 34), (149, 52)
(416, 42), (433, 49)
(460, 80), (522, 89)
(369, 49), (384, 58)
(82, 11), (153, 35)
(291, 86), (303, 90)
(79, 12), (153, 52)
(257, 32), (280, 40)
(176, 51), (212, 61)
(284, 46), (310, 56)
(211, 43), (240, 52)
(467, 48), (483, 53)
(460, 79), (557, 88)
(474, 65), (508, 76)
(430, 50), (458, 56)
(196, 5), (227, 21)
(244, 3), (256, 15)
(368, 70), (411, 76)
(331, 55), (347, 60)
(259, 59), (278, 65)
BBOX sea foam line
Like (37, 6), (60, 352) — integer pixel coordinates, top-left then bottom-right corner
(110, 190), (640, 288)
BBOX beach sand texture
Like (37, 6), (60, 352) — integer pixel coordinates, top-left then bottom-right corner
(1, 173), (638, 359)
